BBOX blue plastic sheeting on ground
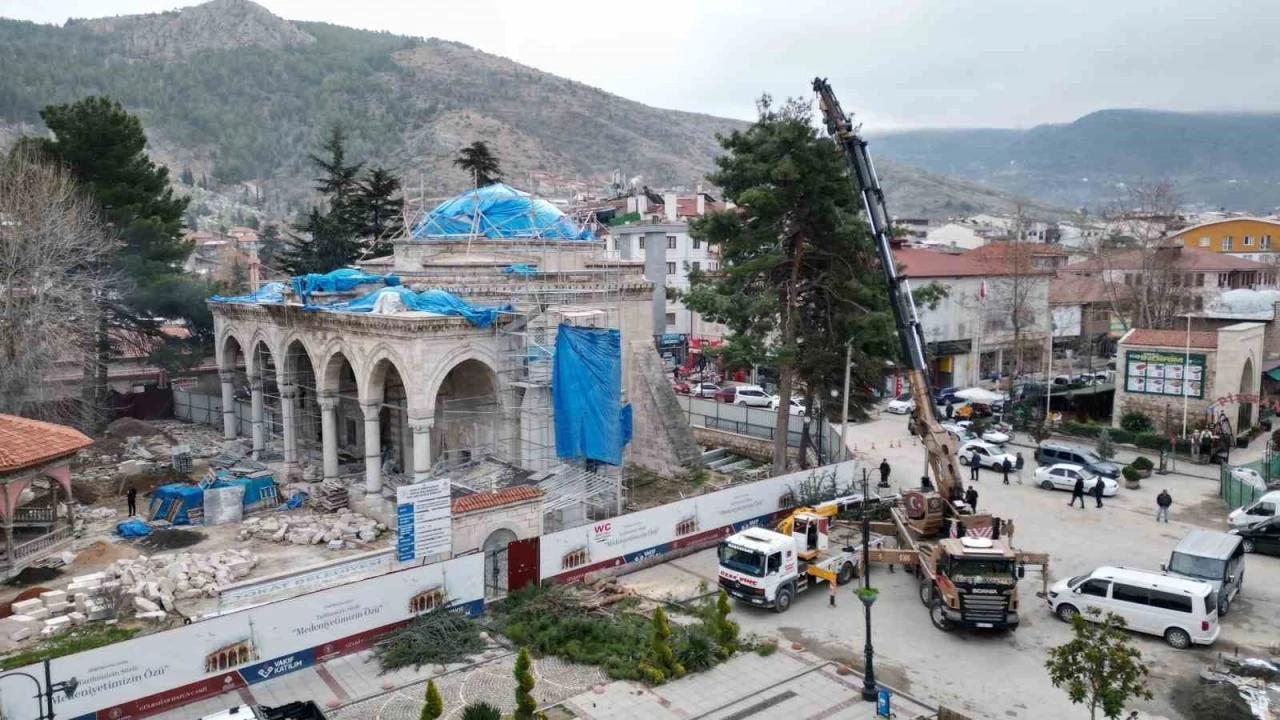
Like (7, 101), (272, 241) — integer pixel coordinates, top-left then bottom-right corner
(116, 519), (152, 537)
(209, 471), (277, 510)
(552, 324), (630, 465)
(279, 492), (306, 511)
(411, 183), (595, 241)
(291, 269), (401, 303)
(148, 483), (204, 525)
(208, 282), (285, 304)
(317, 286), (511, 328)
(503, 264), (538, 277)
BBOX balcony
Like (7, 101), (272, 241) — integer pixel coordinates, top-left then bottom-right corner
(3, 525), (75, 579)
(10, 506), (56, 528)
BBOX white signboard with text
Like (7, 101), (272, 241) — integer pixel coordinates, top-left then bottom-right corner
(396, 478), (452, 562)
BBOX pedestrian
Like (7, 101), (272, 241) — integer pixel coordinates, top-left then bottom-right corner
(879, 459), (891, 486)
(970, 451), (981, 481)
(946, 401), (954, 419)
(126, 486), (137, 517)
(1001, 457), (1012, 485)
(1093, 476), (1105, 508)
(964, 485), (979, 511)
(673, 366), (680, 382)
(1015, 452), (1025, 484)
(1156, 489), (1172, 523)
(1069, 475), (1086, 508)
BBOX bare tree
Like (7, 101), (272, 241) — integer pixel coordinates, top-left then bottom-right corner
(0, 148), (115, 422)
(980, 209), (1048, 380)
(1090, 181), (1186, 331)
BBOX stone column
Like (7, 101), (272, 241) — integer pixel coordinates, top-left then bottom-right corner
(361, 401), (383, 495)
(249, 372), (265, 459)
(319, 394), (340, 482)
(409, 416), (434, 482)
(219, 370), (238, 441)
(279, 384), (299, 479)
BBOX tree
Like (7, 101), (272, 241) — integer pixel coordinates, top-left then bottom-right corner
(1045, 609), (1152, 719)
(228, 261), (249, 295)
(420, 679), (443, 720)
(454, 141), (503, 187)
(649, 605), (684, 681)
(310, 126), (364, 206)
(353, 166), (404, 251)
(1095, 429), (1116, 460)
(978, 209), (1050, 381)
(1090, 181), (1185, 331)
(513, 646), (537, 720)
(279, 207), (363, 275)
(682, 96), (898, 474)
(0, 148), (115, 420)
(35, 96), (211, 430)
(180, 166), (194, 185)
(258, 223), (283, 272)
(712, 590), (739, 657)
(460, 703), (501, 720)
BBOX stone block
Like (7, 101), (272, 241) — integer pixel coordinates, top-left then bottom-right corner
(86, 606), (113, 621)
(11, 599), (44, 615)
(357, 530), (377, 542)
(136, 610), (167, 622)
(40, 590), (68, 606)
(9, 627), (31, 642)
(43, 615), (72, 632)
(67, 612), (87, 626)
(149, 553), (174, 567)
(24, 607), (49, 621)
(224, 559), (253, 579)
(71, 572), (105, 586)
(43, 602), (71, 616)
(134, 597), (160, 613)
(8, 614), (35, 626)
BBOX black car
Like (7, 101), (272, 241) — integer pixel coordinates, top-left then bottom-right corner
(1232, 517), (1280, 556)
(933, 385), (961, 405)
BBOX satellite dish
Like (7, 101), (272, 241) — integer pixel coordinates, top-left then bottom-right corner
(961, 537), (994, 549)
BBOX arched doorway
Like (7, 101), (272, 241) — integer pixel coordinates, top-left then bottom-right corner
(1239, 357), (1256, 433)
(283, 341), (321, 466)
(367, 358), (410, 481)
(483, 528), (518, 598)
(251, 340), (280, 457)
(434, 359), (500, 467)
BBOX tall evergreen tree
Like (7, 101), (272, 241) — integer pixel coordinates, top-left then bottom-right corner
(354, 166), (405, 242)
(311, 126), (363, 207)
(454, 141), (503, 187)
(180, 166), (194, 185)
(257, 223), (283, 270)
(36, 96), (211, 430)
(279, 207), (362, 275)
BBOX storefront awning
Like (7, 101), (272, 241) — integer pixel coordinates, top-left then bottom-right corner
(1265, 368), (1280, 382)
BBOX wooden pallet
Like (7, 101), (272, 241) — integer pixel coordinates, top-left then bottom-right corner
(313, 481), (349, 512)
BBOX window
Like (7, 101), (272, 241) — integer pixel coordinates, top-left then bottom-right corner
(609, 237), (616, 251)
(639, 236), (646, 250)
(693, 237), (701, 249)
(1111, 583), (1150, 606)
(666, 262), (677, 275)
(690, 261), (701, 273)
(1264, 235), (1272, 250)
(1078, 579), (1110, 597)
(1219, 273), (1229, 288)
(1223, 236), (1233, 251)
(667, 235), (678, 249)
(1149, 590), (1192, 613)
(665, 312), (676, 326)
(1199, 237), (1211, 247)
(1195, 273), (1205, 287)
(1248, 501), (1275, 516)
(1245, 236), (1254, 247)
(766, 553), (782, 574)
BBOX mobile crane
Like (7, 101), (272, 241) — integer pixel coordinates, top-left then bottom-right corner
(811, 77), (1048, 631)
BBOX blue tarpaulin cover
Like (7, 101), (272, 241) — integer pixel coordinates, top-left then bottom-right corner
(291, 269), (400, 303)
(503, 264), (538, 277)
(148, 483), (204, 525)
(209, 282), (285, 304)
(209, 471), (277, 511)
(552, 324), (630, 465)
(116, 519), (152, 537)
(315, 286), (510, 328)
(411, 183), (596, 241)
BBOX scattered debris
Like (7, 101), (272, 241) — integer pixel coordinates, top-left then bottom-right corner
(313, 480), (349, 513)
(103, 549), (258, 613)
(583, 577), (632, 610)
(1171, 675), (1257, 720)
(373, 609), (487, 672)
(104, 418), (159, 438)
(236, 511), (387, 546)
(1184, 657), (1280, 720)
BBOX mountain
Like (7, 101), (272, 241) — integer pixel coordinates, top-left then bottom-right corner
(0, 0), (1055, 220)
(871, 110), (1280, 212)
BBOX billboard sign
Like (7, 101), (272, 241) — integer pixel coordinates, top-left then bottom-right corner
(396, 479), (452, 562)
(1124, 350), (1207, 399)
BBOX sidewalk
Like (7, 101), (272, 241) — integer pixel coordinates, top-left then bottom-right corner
(1004, 431), (1234, 481)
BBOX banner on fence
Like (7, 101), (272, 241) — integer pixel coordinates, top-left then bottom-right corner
(539, 460), (861, 584)
(2, 554), (484, 720)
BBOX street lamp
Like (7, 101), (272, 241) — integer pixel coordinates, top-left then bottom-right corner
(0, 659), (80, 719)
(859, 469), (878, 702)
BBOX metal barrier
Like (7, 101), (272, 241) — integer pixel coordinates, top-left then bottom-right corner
(1220, 464), (1264, 511)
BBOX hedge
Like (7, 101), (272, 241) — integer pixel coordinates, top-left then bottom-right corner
(1059, 420), (1188, 453)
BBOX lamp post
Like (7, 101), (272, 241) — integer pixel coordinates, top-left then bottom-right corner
(839, 341), (853, 463)
(0, 658), (79, 719)
(859, 468), (878, 702)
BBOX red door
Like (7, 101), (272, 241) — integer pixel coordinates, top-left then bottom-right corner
(507, 537), (540, 592)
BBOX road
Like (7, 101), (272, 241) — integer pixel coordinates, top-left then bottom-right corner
(620, 411), (1280, 720)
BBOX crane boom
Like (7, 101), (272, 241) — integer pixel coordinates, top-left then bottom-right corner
(812, 77), (964, 501)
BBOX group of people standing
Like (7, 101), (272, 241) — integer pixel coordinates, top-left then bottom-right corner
(960, 449), (1025, 511)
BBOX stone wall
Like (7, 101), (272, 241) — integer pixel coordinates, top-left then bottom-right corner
(626, 340), (702, 477)
(450, 497), (543, 555)
(691, 427), (798, 464)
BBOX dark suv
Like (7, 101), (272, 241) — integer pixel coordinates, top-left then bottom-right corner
(933, 386), (961, 405)
(1035, 441), (1119, 479)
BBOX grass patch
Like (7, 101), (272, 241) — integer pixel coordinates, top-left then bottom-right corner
(1, 625), (139, 670)
(488, 585), (736, 684)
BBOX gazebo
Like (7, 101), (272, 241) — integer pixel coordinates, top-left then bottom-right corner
(0, 414), (92, 579)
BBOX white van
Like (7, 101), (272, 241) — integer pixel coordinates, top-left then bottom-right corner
(1228, 490), (1280, 530)
(1045, 566), (1219, 649)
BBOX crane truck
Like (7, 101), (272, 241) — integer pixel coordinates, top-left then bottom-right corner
(810, 77), (1048, 631)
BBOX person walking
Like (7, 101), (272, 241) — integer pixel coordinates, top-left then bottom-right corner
(126, 486), (137, 517)
(1014, 452), (1025, 484)
(1001, 457), (1012, 485)
(1093, 476), (1105, 508)
(946, 401), (954, 420)
(964, 485), (979, 512)
(1069, 475), (1086, 508)
(970, 451), (981, 481)
(1156, 489), (1172, 523)
(879, 459), (891, 487)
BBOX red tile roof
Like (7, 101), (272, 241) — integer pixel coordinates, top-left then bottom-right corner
(451, 485), (544, 514)
(893, 247), (1033, 278)
(1120, 329), (1219, 349)
(1049, 274), (1124, 304)
(0, 415), (93, 475)
(1071, 246), (1273, 273)
(967, 242), (1067, 259)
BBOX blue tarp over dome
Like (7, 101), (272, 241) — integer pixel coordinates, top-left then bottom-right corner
(411, 183), (595, 241)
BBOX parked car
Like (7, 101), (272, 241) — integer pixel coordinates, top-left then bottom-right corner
(957, 440), (1016, 470)
(956, 420), (1010, 445)
(1045, 566), (1219, 648)
(1035, 441), (1120, 479)
(1230, 516), (1280, 555)
(885, 393), (915, 415)
(692, 382), (720, 399)
(1162, 529), (1245, 615)
(715, 384), (772, 406)
(770, 396), (806, 415)
(1034, 463), (1117, 496)
(1227, 490), (1280, 530)
(933, 385), (961, 405)
(673, 381), (691, 394)
(942, 423), (976, 444)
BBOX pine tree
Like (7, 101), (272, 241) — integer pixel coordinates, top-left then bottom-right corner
(180, 166), (194, 185)
(513, 647), (537, 720)
(420, 679), (443, 720)
(311, 126), (363, 205)
(279, 207), (362, 275)
(714, 590), (739, 655)
(650, 606), (684, 680)
(353, 166), (405, 245)
(1096, 429), (1116, 461)
(258, 223), (283, 270)
(454, 141), (503, 187)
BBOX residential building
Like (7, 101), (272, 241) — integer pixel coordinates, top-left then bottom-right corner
(1169, 217), (1280, 264)
(893, 248), (1053, 387)
(1058, 221), (1105, 249)
(1048, 274), (1120, 357)
(925, 223), (986, 250)
(967, 241), (1069, 271)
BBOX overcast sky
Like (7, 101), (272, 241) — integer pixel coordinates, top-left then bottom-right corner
(3, 0), (1279, 129)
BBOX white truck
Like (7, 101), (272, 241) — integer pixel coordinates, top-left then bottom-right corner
(717, 509), (860, 612)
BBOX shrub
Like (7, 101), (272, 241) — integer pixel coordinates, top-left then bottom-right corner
(1122, 466), (1140, 483)
(1095, 430), (1116, 460)
(460, 703), (502, 720)
(651, 606), (685, 680)
(755, 641), (778, 657)
(421, 680), (443, 720)
(1120, 412), (1154, 434)
(514, 647), (537, 720)
(675, 626), (721, 673)
(1130, 456), (1154, 471)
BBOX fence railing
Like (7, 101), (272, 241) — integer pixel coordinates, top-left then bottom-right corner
(11, 525), (74, 563)
(12, 507), (56, 525)
(1220, 464), (1265, 511)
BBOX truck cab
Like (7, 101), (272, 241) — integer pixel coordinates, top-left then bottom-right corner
(718, 511), (857, 612)
(922, 537), (1023, 630)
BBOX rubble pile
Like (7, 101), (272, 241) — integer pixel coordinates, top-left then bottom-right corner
(3, 573), (121, 641)
(238, 511), (388, 547)
(101, 550), (259, 621)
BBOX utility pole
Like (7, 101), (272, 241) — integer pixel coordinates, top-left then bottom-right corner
(839, 341), (852, 462)
(1182, 313), (1191, 438)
